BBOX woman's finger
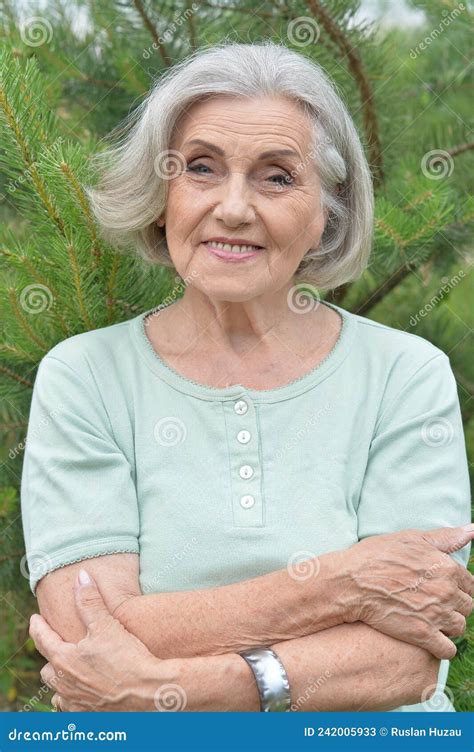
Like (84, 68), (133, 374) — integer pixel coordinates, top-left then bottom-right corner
(456, 567), (474, 596)
(454, 590), (474, 618)
(39, 662), (58, 688)
(29, 613), (66, 660)
(73, 569), (115, 631)
(439, 611), (466, 638)
(423, 629), (457, 660)
(51, 693), (64, 712)
(421, 524), (474, 554)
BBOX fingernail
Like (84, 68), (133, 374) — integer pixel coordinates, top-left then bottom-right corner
(462, 523), (474, 531)
(78, 568), (91, 585)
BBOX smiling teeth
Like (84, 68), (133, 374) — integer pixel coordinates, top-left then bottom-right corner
(207, 241), (261, 254)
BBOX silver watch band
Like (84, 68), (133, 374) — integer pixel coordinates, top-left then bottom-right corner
(238, 647), (292, 711)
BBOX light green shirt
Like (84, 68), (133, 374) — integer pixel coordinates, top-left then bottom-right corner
(21, 300), (471, 712)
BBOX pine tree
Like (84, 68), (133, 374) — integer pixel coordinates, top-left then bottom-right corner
(1, 0), (472, 711)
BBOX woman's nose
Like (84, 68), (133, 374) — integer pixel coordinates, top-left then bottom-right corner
(212, 171), (256, 226)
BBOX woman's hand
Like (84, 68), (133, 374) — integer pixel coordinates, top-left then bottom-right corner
(29, 569), (183, 712)
(343, 524), (474, 659)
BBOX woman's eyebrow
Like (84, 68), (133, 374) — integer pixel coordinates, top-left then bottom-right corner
(184, 138), (300, 161)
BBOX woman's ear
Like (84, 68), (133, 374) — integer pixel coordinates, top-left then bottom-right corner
(157, 216), (165, 228)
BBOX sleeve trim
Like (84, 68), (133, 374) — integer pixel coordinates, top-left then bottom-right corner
(30, 536), (139, 597)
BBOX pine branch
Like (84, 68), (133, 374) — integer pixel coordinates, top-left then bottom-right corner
(64, 242), (94, 330)
(199, 1), (275, 19)
(30, 44), (118, 89)
(0, 343), (38, 363)
(462, 404), (474, 427)
(0, 420), (28, 430)
(0, 247), (70, 337)
(132, 0), (173, 67)
(105, 254), (122, 324)
(0, 365), (33, 389)
(448, 140), (474, 158)
(452, 368), (474, 398)
(59, 162), (102, 268)
(0, 551), (24, 564)
(7, 289), (48, 352)
(401, 190), (434, 210)
(0, 70), (66, 237)
(186, 3), (198, 51)
(353, 262), (417, 315)
(304, 0), (384, 186)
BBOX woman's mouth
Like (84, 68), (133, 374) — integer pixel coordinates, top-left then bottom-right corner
(203, 241), (264, 262)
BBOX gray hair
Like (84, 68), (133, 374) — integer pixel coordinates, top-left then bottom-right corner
(86, 41), (374, 291)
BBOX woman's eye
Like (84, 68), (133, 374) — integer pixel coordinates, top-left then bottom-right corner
(186, 162), (212, 174)
(185, 163), (293, 187)
(267, 173), (294, 187)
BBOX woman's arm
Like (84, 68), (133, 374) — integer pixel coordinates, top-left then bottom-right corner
(175, 621), (441, 712)
(33, 571), (439, 712)
(37, 526), (474, 661)
(114, 527), (473, 660)
(271, 622), (440, 711)
(36, 548), (352, 648)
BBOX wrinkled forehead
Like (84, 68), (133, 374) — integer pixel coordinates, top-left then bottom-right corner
(169, 94), (315, 158)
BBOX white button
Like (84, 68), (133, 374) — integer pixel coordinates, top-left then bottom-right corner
(240, 494), (255, 509)
(239, 464), (254, 479)
(234, 399), (248, 415)
(237, 429), (251, 444)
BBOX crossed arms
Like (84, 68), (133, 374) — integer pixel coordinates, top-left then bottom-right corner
(36, 546), (441, 712)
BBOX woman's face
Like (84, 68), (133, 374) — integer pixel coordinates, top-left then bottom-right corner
(158, 95), (326, 301)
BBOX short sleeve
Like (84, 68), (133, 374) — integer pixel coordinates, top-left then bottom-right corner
(357, 354), (472, 568)
(21, 354), (140, 597)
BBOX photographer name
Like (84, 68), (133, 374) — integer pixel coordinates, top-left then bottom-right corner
(392, 727), (461, 737)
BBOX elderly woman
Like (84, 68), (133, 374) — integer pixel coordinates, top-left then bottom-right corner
(22, 42), (473, 713)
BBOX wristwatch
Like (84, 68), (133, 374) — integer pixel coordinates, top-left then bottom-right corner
(238, 647), (292, 712)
